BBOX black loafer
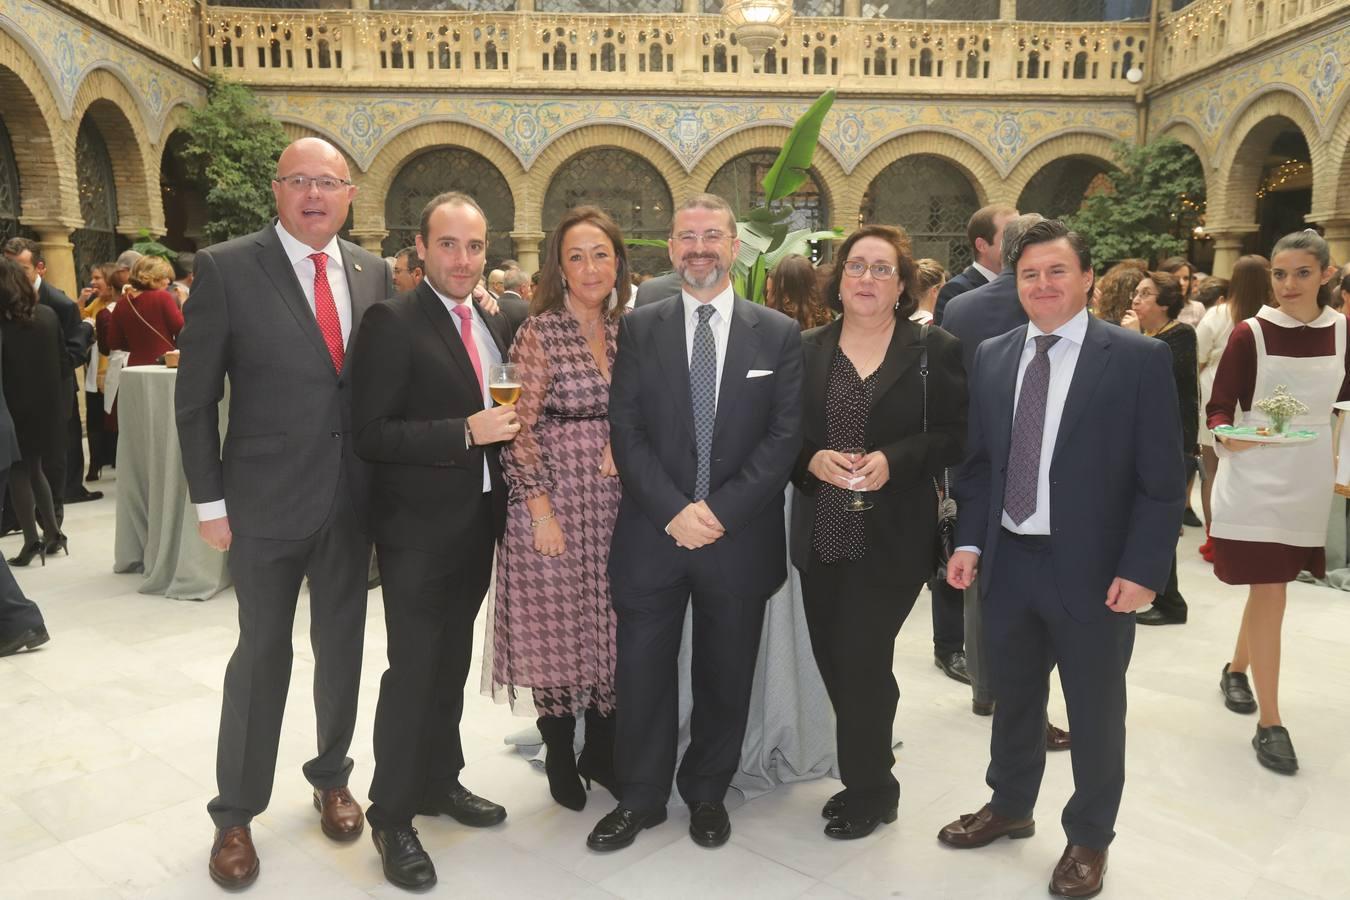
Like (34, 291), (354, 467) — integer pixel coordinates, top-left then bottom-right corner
(1220, 663), (1257, 714)
(1182, 508), (1204, 527)
(586, 805), (667, 852)
(1136, 607), (1186, 626)
(688, 801), (730, 848)
(824, 806), (897, 840)
(0, 627), (50, 658)
(821, 790), (846, 820)
(372, 824), (437, 890)
(418, 784), (506, 827)
(934, 651), (972, 685)
(1253, 725), (1298, 774)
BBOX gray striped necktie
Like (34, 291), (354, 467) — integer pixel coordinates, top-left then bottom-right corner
(690, 304), (718, 501)
(1003, 334), (1060, 524)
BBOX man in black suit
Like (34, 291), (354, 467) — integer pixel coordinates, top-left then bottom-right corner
(350, 192), (519, 891)
(586, 193), (802, 852)
(939, 219), (1184, 898)
(933, 204), (1018, 326)
(176, 138), (392, 889)
(633, 269), (681, 307)
(391, 246), (424, 295)
(496, 266), (530, 336)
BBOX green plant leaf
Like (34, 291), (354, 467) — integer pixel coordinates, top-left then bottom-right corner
(625, 238), (669, 248)
(760, 89), (836, 204)
(762, 227), (843, 269)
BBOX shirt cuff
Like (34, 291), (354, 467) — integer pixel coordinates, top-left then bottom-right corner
(195, 500), (228, 522)
(955, 545), (982, 557)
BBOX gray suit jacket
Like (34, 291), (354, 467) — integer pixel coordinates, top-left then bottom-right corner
(634, 271), (682, 308)
(175, 223), (392, 541)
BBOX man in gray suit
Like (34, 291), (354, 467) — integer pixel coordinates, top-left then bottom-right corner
(175, 138), (392, 890)
(634, 269), (682, 307)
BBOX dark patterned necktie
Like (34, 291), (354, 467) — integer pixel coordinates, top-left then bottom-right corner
(690, 304), (718, 501)
(1003, 334), (1060, 525)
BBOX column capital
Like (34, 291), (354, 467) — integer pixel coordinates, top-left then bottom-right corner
(348, 229), (389, 255)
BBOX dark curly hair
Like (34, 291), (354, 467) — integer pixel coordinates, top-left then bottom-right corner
(0, 256), (37, 324)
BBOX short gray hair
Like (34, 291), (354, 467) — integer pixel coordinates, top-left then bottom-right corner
(503, 268), (528, 291)
(1001, 214), (1045, 270)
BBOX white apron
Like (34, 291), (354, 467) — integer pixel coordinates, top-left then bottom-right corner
(1210, 306), (1345, 548)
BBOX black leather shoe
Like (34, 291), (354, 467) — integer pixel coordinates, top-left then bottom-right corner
(972, 699), (994, 716)
(43, 533), (68, 557)
(65, 489), (102, 504)
(821, 790), (846, 820)
(824, 806), (897, 840)
(1220, 663), (1257, 714)
(1136, 607), (1186, 626)
(372, 824), (436, 890)
(0, 627), (49, 658)
(586, 805), (668, 852)
(688, 801), (730, 848)
(1182, 508), (1203, 527)
(934, 651), (972, 685)
(418, 784), (506, 827)
(1253, 725), (1298, 774)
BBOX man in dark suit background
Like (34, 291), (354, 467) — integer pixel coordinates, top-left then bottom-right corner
(391, 246), (424, 294)
(587, 194), (802, 852)
(350, 192), (519, 890)
(933, 204), (1018, 326)
(176, 138), (392, 890)
(939, 219), (1184, 898)
(633, 269), (681, 307)
(496, 266), (530, 335)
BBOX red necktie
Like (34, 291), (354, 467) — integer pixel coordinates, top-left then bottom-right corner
(309, 252), (344, 372)
(451, 303), (484, 396)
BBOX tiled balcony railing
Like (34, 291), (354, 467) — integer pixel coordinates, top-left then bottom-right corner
(1155, 0), (1344, 82)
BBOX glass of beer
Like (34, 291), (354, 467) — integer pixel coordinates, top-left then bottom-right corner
(488, 362), (521, 406)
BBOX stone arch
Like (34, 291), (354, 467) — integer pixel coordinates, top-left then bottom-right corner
(279, 121), (361, 180)
(1210, 89), (1325, 230)
(68, 68), (161, 236)
(158, 106), (208, 250)
(358, 120), (524, 234)
(688, 125), (848, 229)
(1324, 105), (1350, 221)
(1002, 132), (1119, 210)
(842, 132), (1000, 230)
(526, 124), (689, 228)
(0, 26), (79, 226)
(1156, 119), (1212, 171)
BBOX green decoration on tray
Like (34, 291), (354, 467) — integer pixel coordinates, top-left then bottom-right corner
(1213, 425), (1318, 442)
(1253, 384), (1309, 434)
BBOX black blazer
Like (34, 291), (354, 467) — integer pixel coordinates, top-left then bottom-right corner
(934, 264), (989, 326)
(633, 271), (682, 308)
(790, 318), (967, 583)
(350, 280), (513, 554)
(607, 294), (803, 600)
(496, 291), (529, 337)
(0, 305), (66, 461)
(954, 314), (1185, 621)
(0, 339), (20, 471)
(38, 279), (86, 384)
(940, 270), (1025, 378)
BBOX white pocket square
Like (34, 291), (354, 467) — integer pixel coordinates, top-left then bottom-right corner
(747, 369), (774, 378)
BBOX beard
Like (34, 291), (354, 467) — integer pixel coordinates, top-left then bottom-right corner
(676, 253), (727, 291)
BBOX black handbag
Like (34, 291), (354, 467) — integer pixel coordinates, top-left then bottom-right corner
(919, 324), (957, 580)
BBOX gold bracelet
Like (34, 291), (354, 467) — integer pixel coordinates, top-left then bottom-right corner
(530, 512), (555, 529)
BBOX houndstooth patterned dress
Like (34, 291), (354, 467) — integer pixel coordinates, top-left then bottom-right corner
(491, 308), (621, 718)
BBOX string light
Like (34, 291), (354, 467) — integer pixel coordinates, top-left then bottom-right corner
(1256, 158), (1309, 199)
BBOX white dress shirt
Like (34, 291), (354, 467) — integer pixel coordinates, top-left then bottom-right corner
(194, 223), (358, 523)
(682, 284), (735, 408)
(959, 308), (1088, 553)
(428, 281), (501, 492)
(971, 261), (998, 284)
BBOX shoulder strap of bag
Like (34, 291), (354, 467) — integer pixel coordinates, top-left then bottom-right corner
(127, 293), (174, 353)
(918, 323), (952, 496)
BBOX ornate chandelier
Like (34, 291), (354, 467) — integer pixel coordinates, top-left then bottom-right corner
(721, 0), (794, 65)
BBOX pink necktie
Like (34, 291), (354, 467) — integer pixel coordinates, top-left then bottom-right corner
(451, 303), (484, 395)
(308, 252), (344, 372)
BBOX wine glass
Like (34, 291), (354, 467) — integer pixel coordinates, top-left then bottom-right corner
(488, 363), (520, 406)
(840, 447), (872, 511)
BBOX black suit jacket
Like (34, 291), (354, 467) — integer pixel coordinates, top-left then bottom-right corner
(496, 291), (529, 337)
(350, 281), (513, 554)
(954, 314), (1185, 621)
(634, 271), (682, 308)
(0, 339), (19, 471)
(607, 294), (803, 600)
(38, 279), (86, 385)
(940, 271), (1025, 378)
(934, 264), (990, 326)
(790, 318), (967, 583)
(176, 223), (392, 540)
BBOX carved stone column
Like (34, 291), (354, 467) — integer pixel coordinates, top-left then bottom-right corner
(33, 225), (79, 297)
(349, 230), (389, 256)
(1208, 230), (1252, 279)
(511, 231), (547, 274)
(1320, 219), (1350, 272)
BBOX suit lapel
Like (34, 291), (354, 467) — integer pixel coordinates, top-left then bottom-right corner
(256, 226), (334, 372)
(417, 283), (485, 410)
(713, 298), (762, 440)
(1052, 316), (1111, 463)
(475, 298), (512, 359)
(338, 239), (373, 376)
(803, 321), (840, 449)
(989, 326), (1027, 465)
(655, 298), (696, 446)
(869, 319), (923, 414)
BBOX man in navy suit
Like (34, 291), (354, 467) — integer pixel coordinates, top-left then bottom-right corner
(938, 220), (1184, 898)
(934, 204), (1017, 326)
(588, 194), (802, 853)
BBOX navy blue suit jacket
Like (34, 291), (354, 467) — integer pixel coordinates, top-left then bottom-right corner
(940, 271), (1025, 378)
(953, 313), (1185, 621)
(934, 264), (989, 326)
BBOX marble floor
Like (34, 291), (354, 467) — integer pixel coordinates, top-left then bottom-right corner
(2, 478), (1348, 900)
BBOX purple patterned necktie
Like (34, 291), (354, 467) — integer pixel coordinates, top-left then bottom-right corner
(1003, 334), (1061, 525)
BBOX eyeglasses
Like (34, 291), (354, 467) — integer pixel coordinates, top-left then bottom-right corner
(842, 260), (898, 280)
(1131, 288), (1158, 299)
(675, 230), (728, 247)
(275, 174), (353, 193)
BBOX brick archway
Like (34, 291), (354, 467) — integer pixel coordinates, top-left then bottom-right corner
(0, 28), (79, 227)
(1002, 133), (1120, 210)
(843, 132), (1000, 231)
(69, 68), (161, 236)
(1209, 89), (1324, 230)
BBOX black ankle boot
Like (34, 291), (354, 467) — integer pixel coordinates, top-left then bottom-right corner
(578, 708), (618, 800)
(537, 715), (586, 811)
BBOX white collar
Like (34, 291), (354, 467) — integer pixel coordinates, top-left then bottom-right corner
(426, 280), (475, 315)
(1027, 307), (1089, 346)
(681, 282), (735, 324)
(274, 221), (342, 267)
(972, 261), (998, 283)
(33, 274), (42, 292)
(1258, 304), (1340, 329)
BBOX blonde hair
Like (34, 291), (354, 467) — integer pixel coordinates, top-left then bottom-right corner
(130, 255), (174, 290)
(914, 258), (947, 295)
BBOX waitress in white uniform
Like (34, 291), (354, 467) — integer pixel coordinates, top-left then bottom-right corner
(1207, 229), (1346, 775)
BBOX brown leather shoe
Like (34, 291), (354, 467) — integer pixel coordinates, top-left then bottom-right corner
(314, 787), (364, 841)
(1050, 843), (1107, 898)
(1047, 722), (1071, 751)
(937, 804), (1035, 848)
(208, 825), (259, 890)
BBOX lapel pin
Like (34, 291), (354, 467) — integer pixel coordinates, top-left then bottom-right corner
(354, 263), (363, 272)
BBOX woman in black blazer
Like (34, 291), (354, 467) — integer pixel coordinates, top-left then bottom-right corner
(791, 225), (967, 839)
(0, 258), (67, 566)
